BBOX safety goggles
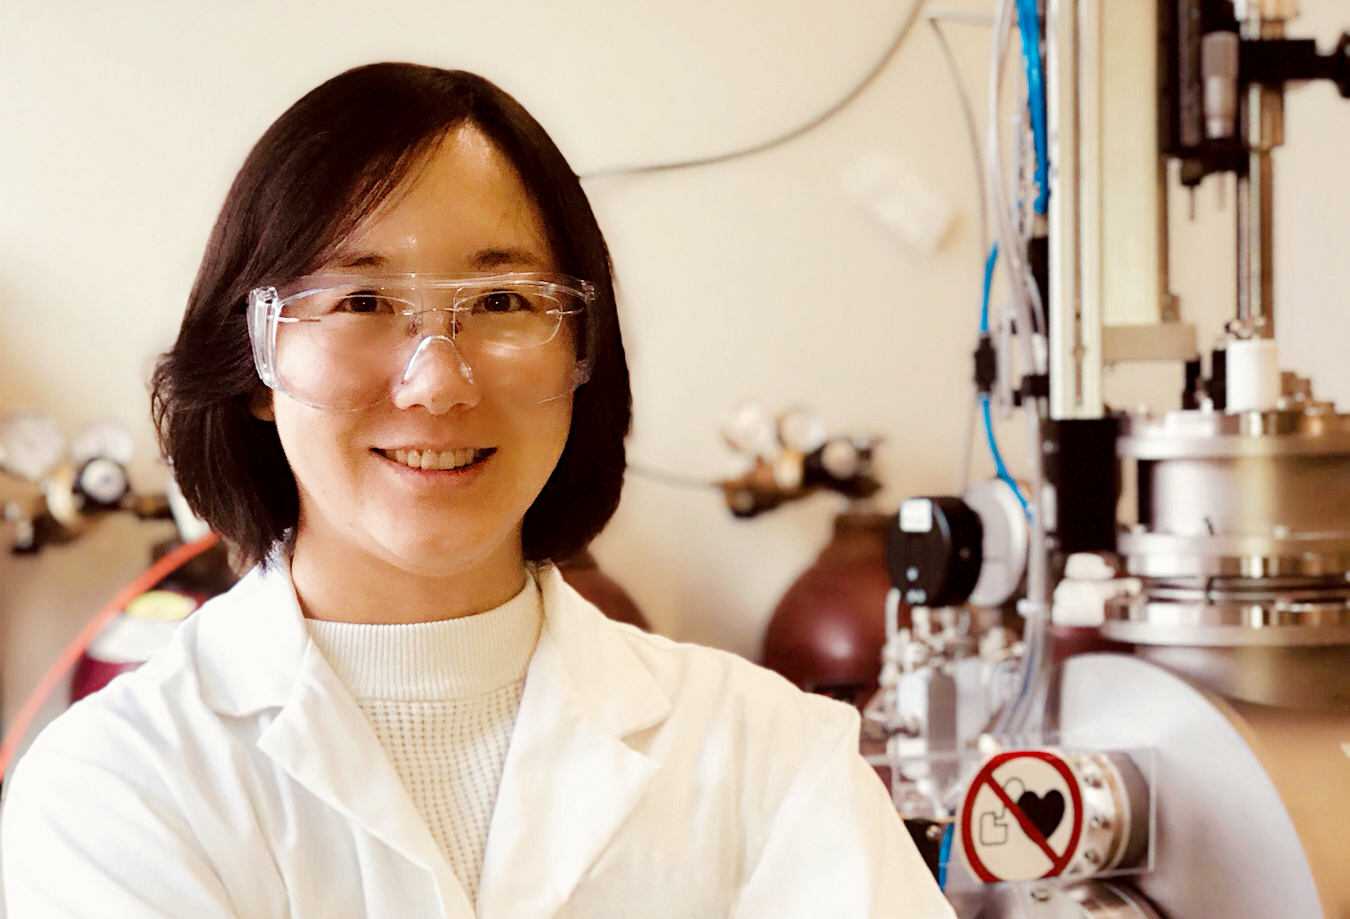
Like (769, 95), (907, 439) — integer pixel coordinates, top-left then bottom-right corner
(246, 272), (596, 411)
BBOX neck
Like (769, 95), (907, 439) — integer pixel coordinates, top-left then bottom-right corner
(288, 527), (528, 625)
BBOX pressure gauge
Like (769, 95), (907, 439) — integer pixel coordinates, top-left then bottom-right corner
(723, 401), (779, 459)
(70, 421), (134, 466)
(76, 457), (131, 507)
(820, 437), (862, 480)
(0, 411), (65, 482)
(777, 407), (827, 454)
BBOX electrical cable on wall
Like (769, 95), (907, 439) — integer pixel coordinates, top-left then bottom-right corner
(927, 12), (992, 258)
(928, 8), (1001, 495)
(627, 462), (720, 490)
(580, 0), (928, 180)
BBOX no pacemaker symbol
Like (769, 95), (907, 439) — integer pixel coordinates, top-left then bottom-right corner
(958, 750), (1084, 883)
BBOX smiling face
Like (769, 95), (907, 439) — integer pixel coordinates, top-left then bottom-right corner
(258, 124), (573, 618)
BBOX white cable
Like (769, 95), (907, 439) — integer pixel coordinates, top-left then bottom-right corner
(957, 384), (978, 493)
(985, 0), (1052, 743)
(928, 16), (990, 260)
(927, 13), (990, 495)
(581, 0), (929, 180)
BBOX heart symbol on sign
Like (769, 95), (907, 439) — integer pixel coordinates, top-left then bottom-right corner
(1016, 789), (1065, 840)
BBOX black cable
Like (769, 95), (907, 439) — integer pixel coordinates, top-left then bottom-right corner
(580, 0), (928, 181)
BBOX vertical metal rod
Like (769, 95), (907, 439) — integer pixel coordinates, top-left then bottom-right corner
(1245, 145), (1276, 337)
(1236, 17), (1284, 338)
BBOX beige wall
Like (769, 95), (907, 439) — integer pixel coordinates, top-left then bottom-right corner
(2, 0), (1348, 742)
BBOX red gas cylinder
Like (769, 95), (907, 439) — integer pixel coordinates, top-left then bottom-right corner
(760, 511), (903, 708)
(557, 549), (649, 631)
(70, 539), (239, 703)
(71, 588), (204, 702)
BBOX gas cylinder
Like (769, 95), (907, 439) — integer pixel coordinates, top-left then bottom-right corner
(557, 549), (649, 631)
(760, 510), (900, 708)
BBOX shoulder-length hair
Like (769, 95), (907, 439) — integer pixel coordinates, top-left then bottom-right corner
(152, 63), (630, 568)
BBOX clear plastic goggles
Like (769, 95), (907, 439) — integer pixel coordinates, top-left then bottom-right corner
(247, 272), (595, 411)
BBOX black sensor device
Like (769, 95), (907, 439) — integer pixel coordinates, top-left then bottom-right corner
(885, 497), (983, 608)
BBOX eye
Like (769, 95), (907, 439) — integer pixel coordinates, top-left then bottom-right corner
(472, 289), (536, 314)
(334, 291), (395, 314)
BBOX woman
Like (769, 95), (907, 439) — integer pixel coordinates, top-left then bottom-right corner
(2, 64), (952, 918)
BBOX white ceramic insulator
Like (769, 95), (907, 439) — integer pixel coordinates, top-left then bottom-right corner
(1226, 337), (1281, 412)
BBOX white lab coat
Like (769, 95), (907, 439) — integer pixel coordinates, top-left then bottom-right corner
(2, 562), (954, 919)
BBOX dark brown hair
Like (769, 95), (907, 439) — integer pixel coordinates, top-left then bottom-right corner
(152, 63), (630, 568)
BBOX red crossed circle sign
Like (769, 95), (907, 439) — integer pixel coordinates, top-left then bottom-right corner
(959, 750), (1084, 883)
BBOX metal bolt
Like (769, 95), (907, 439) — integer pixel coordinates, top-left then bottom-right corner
(1030, 888), (1051, 903)
(1084, 849), (1102, 866)
(1082, 769), (1103, 789)
(906, 566), (919, 582)
(1089, 814), (1110, 830)
(926, 824), (946, 841)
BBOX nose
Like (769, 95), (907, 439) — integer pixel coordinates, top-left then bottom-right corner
(390, 335), (480, 415)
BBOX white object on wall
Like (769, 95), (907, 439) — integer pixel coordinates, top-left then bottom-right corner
(841, 151), (955, 254)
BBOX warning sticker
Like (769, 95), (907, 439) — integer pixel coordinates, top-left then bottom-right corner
(958, 750), (1084, 883)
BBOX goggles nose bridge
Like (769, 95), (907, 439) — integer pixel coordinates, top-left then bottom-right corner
(400, 332), (475, 387)
(407, 291), (465, 339)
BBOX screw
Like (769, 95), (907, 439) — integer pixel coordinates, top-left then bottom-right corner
(1031, 888), (1051, 902)
(1089, 814), (1110, 830)
(1084, 849), (1102, 866)
(1082, 769), (1103, 789)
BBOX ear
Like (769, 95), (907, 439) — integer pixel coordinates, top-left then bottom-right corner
(249, 387), (275, 422)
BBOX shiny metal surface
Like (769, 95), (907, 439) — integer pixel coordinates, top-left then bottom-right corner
(982, 881), (1164, 918)
(1114, 534), (1350, 577)
(1117, 408), (1350, 457)
(1134, 644), (1350, 709)
(1065, 753), (1151, 877)
(1111, 408), (1350, 664)
(1055, 654), (1347, 919)
(1065, 882), (1165, 919)
(1104, 593), (1350, 645)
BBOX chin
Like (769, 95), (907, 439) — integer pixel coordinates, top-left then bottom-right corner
(374, 529), (517, 579)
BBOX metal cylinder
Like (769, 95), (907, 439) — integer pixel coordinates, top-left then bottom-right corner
(1108, 407), (1350, 703)
(984, 881), (1166, 918)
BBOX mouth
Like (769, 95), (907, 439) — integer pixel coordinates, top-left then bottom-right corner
(376, 446), (496, 472)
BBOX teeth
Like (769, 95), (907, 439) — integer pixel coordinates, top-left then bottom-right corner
(390, 448), (483, 471)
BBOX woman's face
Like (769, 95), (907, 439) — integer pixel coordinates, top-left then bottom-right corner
(258, 124), (573, 583)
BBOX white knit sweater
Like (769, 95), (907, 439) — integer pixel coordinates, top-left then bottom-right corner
(304, 578), (543, 903)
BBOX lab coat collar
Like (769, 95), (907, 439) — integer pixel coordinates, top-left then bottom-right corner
(195, 558), (474, 917)
(191, 559), (674, 919)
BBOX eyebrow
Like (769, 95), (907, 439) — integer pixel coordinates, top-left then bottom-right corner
(469, 247), (549, 271)
(327, 247), (548, 272)
(331, 253), (388, 270)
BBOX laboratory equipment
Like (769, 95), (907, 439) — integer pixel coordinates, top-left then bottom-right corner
(870, 0), (1350, 916)
(0, 413), (170, 553)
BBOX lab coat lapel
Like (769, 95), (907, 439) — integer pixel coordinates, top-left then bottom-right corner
(476, 569), (672, 919)
(200, 564), (476, 919)
(257, 644), (475, 919)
